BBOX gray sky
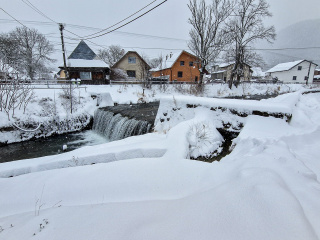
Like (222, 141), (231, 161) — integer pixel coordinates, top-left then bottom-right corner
(1, 0), (319, 68)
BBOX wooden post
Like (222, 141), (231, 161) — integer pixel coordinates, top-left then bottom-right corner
(59, 23), (72, 114)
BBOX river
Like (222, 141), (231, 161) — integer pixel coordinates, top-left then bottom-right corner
(0, 130), (108, 163)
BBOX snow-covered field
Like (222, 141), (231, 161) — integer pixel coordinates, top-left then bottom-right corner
(1, 83), (320, 239)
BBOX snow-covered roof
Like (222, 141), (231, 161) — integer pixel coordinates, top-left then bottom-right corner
(266, 60), (317, 73)
(60, 59), (109, 68)
(251, 67), (265, 77)
(150, 52), (182, 71)
(151, 50), (197, 71)
(219, 62), (234, 68)
(216, 62), (251, 69)
(212, 70), (226, 74)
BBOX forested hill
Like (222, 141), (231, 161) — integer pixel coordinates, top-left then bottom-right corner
(258, 18), (320, 70)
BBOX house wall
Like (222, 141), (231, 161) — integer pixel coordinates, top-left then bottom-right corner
(212, 64), (252, 82)
(152, 52), (200, 82)
(152, 68), (172, 80)
(224, 64), (252, 81)
(59, 68), (109, 84)
(270, 61), (316, 84)
(59, 70), (66, 79)
(113, 52), (148, 80)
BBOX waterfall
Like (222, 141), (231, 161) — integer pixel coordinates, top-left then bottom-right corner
(92, 109), (152, 141)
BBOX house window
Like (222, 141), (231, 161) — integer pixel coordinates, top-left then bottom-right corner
(298, 66), (302, 71)
(127, 70), (136, 78)
(293, 76), (297, 80)
(178, 71), (183, 78)
(189, 61), (194, 66)
(128, 57), (136, 64)
(305, 76), (308, 80)
(80, 72), (92, 80)
(180, 61), (185, 66)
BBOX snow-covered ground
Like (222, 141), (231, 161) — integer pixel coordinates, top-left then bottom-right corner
(0, 83), (306, 144)
(1, 83), (320, 239)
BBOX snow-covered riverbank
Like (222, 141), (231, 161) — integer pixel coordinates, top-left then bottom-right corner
(0, 83), (308, 144)
(1, 83), (320, 239)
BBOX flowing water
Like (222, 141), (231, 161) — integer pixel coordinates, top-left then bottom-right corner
(0, 130), (107, 163)
(1, 103), (158, 163)
(92, 109), (152, 141)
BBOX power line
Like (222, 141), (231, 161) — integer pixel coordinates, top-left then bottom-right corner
(83, 0), (158, 38)
(0, 8), (28, 28)
(1, 18), (187, 42)
(75, 0), (168, 40)
(21, 0), (57, 24)
(254, 47), (320, 51)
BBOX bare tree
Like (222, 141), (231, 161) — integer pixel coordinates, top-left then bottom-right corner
(147, 56), (163, 69)
(188, 0), (234, 85)
(97, 45), (125, 66)
(136, 53), (151, 88)
(225, 0), (276, 88)
(0, 57), (35, 120)
(0, 34), (21, 68)
(8, 27), (55, 80)
(110, 68), (129, 81)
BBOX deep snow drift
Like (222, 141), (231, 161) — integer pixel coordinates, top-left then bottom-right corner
(1, 84), (320, 240)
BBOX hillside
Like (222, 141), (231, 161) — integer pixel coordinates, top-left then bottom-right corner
(258, 19), (320, 70)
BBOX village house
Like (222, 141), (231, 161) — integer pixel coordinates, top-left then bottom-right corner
(266, 60), (317, 84)
(111, 51), (150, 81)
(150, 50), (201, 83)
(59, 40), (110, 84)
(211, 62), (252, 82)
(314, 68), (320, 82)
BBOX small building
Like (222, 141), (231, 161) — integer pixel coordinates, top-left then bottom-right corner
(151, 50), (201, 83)
(111, 51), (150, 81)
(314, 68), (320, 82)
(59, 40), (110, 84)
(266, 60), (317, 84)
(211, 62), (252, 82)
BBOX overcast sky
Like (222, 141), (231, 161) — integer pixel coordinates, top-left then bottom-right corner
(1, 0), (320, 68)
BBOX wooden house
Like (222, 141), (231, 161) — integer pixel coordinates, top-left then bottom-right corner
(111, 51), (150, 81)
(150, 50), (201, 83)
(59, 40), (110, 84)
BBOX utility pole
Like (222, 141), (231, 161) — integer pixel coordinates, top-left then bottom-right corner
(59, 23), (72, 114)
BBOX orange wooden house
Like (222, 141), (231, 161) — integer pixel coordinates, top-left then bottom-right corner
(151, 50), (201, 82)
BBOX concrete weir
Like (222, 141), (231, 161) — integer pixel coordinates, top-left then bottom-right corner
(100, 101), (160, 124)
(93, 102), (160, 141)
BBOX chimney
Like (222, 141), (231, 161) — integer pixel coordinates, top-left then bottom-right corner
(170, 52), (173, 58)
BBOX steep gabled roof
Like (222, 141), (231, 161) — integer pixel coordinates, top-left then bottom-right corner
(68, 40), (96, 60)
(112, 51), (151, 69)
(150, 50), (199, 72)
(266, 60), (318, 73)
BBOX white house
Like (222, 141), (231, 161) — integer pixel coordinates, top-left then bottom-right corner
(266, 60), (317, 84)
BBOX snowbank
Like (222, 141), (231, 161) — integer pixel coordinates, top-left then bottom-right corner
(154, 92), (299, 133)
(1, 86), (320, 240)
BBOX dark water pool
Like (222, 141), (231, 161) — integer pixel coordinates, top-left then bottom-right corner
(0, 130), (108, 163)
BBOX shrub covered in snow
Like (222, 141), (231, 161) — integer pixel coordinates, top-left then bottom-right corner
(187, 122), (223, 158)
